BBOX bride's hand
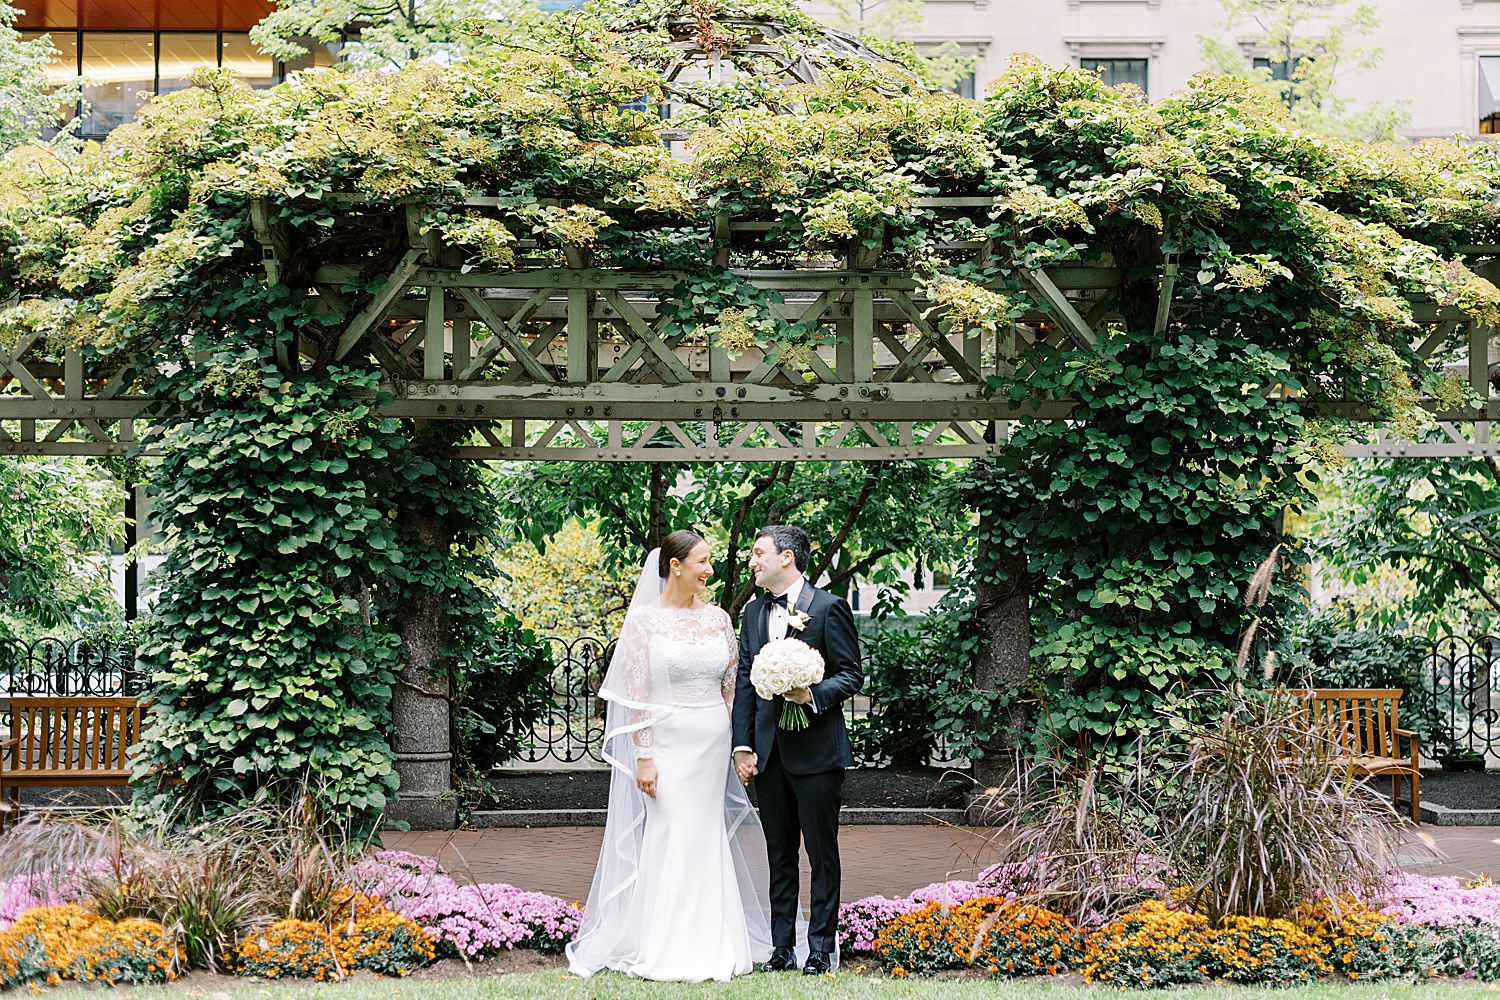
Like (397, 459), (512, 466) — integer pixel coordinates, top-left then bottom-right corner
(636, 758), (658, 798)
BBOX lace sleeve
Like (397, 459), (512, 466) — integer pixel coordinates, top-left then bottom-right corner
(615, 613), (654, 759)
(720, 609), (737, 701)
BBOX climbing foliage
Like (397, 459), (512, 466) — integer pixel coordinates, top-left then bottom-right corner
(2, 0), (1499, 808)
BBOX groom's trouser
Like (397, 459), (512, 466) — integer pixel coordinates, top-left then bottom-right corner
(757, 745), (844, 955)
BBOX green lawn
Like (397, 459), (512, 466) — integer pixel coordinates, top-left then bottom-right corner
(95, 972), (1499, 1000)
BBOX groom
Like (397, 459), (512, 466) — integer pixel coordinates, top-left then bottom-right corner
(732, 525), (863, 975)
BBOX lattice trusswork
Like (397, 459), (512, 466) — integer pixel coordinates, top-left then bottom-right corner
(454, 418), (1001, 462)
(2, 246), (1496, 461)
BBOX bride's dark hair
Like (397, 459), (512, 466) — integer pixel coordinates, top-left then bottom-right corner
(659, 529), (706, 578)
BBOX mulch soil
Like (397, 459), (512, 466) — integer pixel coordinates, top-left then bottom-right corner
(1415, 768), (1500, 810)
(479, 763), (974, 811)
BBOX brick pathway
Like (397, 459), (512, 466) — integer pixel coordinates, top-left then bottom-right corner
(383, 824), (1500, 904)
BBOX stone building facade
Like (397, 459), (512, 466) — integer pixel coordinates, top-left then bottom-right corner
(892, 0), (1500, 139)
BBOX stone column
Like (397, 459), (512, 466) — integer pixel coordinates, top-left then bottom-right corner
(389, 508), (457, 830)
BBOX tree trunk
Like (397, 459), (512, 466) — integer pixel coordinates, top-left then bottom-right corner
(969, 540), (1032, 821)
(646, 463), (667, 553)
(389, 508), (457, 830)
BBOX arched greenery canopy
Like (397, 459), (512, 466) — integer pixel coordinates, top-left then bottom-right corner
(1, 0), (1497, 413)
(5, 0), (1500, 827)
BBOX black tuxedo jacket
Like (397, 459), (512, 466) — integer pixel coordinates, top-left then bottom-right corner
(731, 582), (863, 775)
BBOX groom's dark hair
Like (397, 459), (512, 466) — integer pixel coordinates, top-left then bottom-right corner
(756, 525), (810, 572)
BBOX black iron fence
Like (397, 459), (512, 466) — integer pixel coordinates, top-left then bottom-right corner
(0, 637), (142, 698)
(3, 632), (1494, 767)
(510, 636), (611, 765)
(507, 634), (877, 767)
(1425, 634), (1500, 762)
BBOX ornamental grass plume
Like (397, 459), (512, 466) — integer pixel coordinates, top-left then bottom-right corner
(1163, 685), (1411, 924)
(0, 786), (373, 971)
(967, 752), (1169, 925)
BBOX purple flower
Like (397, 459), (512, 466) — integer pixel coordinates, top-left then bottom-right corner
(355, 852), (581, 957)
(1371, 872), (1500, 927)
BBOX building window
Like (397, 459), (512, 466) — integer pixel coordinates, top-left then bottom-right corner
(222, 32), (276, 87)
(159, 33), (217, 94)
(1481, 56), (1500, 133)
(18, 30), (279, 138)
(950, 72), (976, 99)
(82, 33), (156, 137)
(1084, 58), (1147, 94)
(1252, 56), (1299, 81)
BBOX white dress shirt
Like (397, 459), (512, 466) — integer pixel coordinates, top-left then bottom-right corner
(735, 577), (816, 756)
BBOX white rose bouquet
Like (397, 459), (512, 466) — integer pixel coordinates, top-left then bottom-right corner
(750, 638), (825, 731)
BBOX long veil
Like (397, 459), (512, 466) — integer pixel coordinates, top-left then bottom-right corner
(566, 549), (794, 976)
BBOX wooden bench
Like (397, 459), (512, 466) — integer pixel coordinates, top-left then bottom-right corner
(1304, 688), (1420, 822)
(0, 697), (146, 829)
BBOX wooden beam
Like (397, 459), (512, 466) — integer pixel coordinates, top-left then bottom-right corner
(601, 290), (694, 384)
(333, 250), (425, 361)
(1023, 267), (1097, 349)
(456, 287), (557, 383)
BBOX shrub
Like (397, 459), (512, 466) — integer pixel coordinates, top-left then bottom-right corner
(1209, 914), (1327, 985)
(969, 761), (1170, 925)
(971, 903), (1086, 977)
(396, 882), (581, 957)
(338, 909), (436, 976)
(1300, 897), (1413, 980)
(1377, 873), (1500, 926)
(1083, 901), (1216, 989)
(70, 918), (180, 985)
(235, 901), (436, 980)
(0, 903), (101, 988)
(236, 919), (339, 980)
(839, 896), (910, 955)
(875, 897), (1005, 977)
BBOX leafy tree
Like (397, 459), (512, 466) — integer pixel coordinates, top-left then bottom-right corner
(493, 453), (963, 622)
(0, 0), (83, 154)
(250, 0), (533, 71)
(1198, 0), (1409, 141)
(493, 519), (634, 641)
(1315, 455), (1500, 635)
(0, 458), (126, 641)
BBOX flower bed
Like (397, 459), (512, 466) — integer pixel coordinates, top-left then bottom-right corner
(839, 870), (1500, 986)
(355, 851), (582, 958)
(0, 904), (178, 988)
(0, 850), (581, 983)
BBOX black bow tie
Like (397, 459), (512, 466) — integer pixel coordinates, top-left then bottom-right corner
(768, 593), (790, 609)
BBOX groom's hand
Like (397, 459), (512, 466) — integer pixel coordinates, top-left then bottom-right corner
(784, 686), (813, 705)
(734, 750), (758, 786)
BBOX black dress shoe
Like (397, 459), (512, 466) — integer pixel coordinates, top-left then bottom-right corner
(802, 951), (832, 975)
(762, 946), (797, 972)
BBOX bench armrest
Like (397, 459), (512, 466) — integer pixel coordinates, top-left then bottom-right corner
(1394, 728), (1419, 763)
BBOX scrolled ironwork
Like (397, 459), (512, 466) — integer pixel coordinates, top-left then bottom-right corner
(1426, 634), (1500, 761)
(0, 637), (141, 698)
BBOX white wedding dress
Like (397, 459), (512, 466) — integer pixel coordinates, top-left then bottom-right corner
(567, 586), (778, 982)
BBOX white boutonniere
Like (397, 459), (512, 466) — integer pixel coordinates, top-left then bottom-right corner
(787, 608), (812, 632)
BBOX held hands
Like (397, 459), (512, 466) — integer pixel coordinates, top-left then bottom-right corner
(734, 750), (758, 786)
(636, 758), (658, 799)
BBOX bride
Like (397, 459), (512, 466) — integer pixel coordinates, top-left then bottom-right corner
(566, 530), (779, 981)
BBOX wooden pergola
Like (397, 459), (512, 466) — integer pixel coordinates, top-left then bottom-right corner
(1, 242), (1494, 461)
(1, 14), (1495, 463)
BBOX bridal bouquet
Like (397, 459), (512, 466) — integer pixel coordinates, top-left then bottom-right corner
(750, 639), (825, 731)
